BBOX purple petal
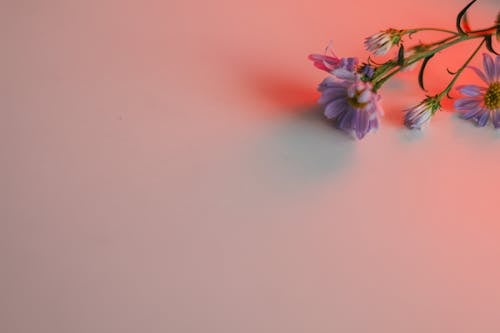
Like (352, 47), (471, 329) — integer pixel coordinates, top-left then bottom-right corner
(456, 84), (483, 97)
(476, 109), (490, 127)
(324, 98), (348, 119)
(493, 110), (500, 128)
(405, 108), (431, 129)
(468, 66), (489, 84)
(340, 57), (359, 72)
(319, 77), (350, 91)
(331, 68), (356, 80)
(355, 110), (370, 139)
(483, 53), (496, 82)
(461, 105), (482, 119)
(454, 97), (481, 111)
(337, 106), (356, 130)
(318, 87), (347, 104)
(318, 77), (336, 90)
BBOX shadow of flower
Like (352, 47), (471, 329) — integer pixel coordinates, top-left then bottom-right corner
(243, 104), (356, 191)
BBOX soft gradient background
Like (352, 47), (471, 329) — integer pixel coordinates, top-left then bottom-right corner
(2, 0), (500, 332)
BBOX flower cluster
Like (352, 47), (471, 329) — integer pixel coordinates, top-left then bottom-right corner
(309, 0), (500, 139)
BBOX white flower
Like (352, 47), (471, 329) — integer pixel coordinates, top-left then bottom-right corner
(364, 29), (402, 56)
(404, 97), (441, 129)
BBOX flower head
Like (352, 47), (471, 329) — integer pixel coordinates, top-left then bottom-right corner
(404, 97), (441, 129)
(364, 29), (402, 56)
(454, 53), (500, 127)
(318, 75), (383, 139)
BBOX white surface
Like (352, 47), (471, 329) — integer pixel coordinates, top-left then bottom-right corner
(3, 0), (500, 332)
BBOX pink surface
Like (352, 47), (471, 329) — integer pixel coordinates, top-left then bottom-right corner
(2, 0), (500, 332)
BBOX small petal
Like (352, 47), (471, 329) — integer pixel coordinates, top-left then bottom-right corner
(476, 109), (490, 127)
(483, 53), (496, 82)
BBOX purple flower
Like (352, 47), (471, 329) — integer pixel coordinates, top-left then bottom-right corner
(404, 97), (441, 129)
(318, 75), (383, 139)
(454, 53), (500, 127)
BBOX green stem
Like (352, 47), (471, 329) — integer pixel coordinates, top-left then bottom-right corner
(372, 33), (484, 91)
(437, 39), (486, 99)
(407, 28), (460, 36)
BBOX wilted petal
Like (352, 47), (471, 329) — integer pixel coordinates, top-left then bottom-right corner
(308, 54), (340, 72)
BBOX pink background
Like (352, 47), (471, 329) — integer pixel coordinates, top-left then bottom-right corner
(3, 0), (500, 332)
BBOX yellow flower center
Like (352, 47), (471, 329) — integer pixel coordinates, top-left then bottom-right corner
(484, 81), (500, 110)
(348, 96), (368, 108)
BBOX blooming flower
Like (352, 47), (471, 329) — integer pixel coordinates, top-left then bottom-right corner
(404, 97), (441, 129)
(318, 75), (382, 139)
(454, 53), (500, 127)
(364, 29), (402, 56)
